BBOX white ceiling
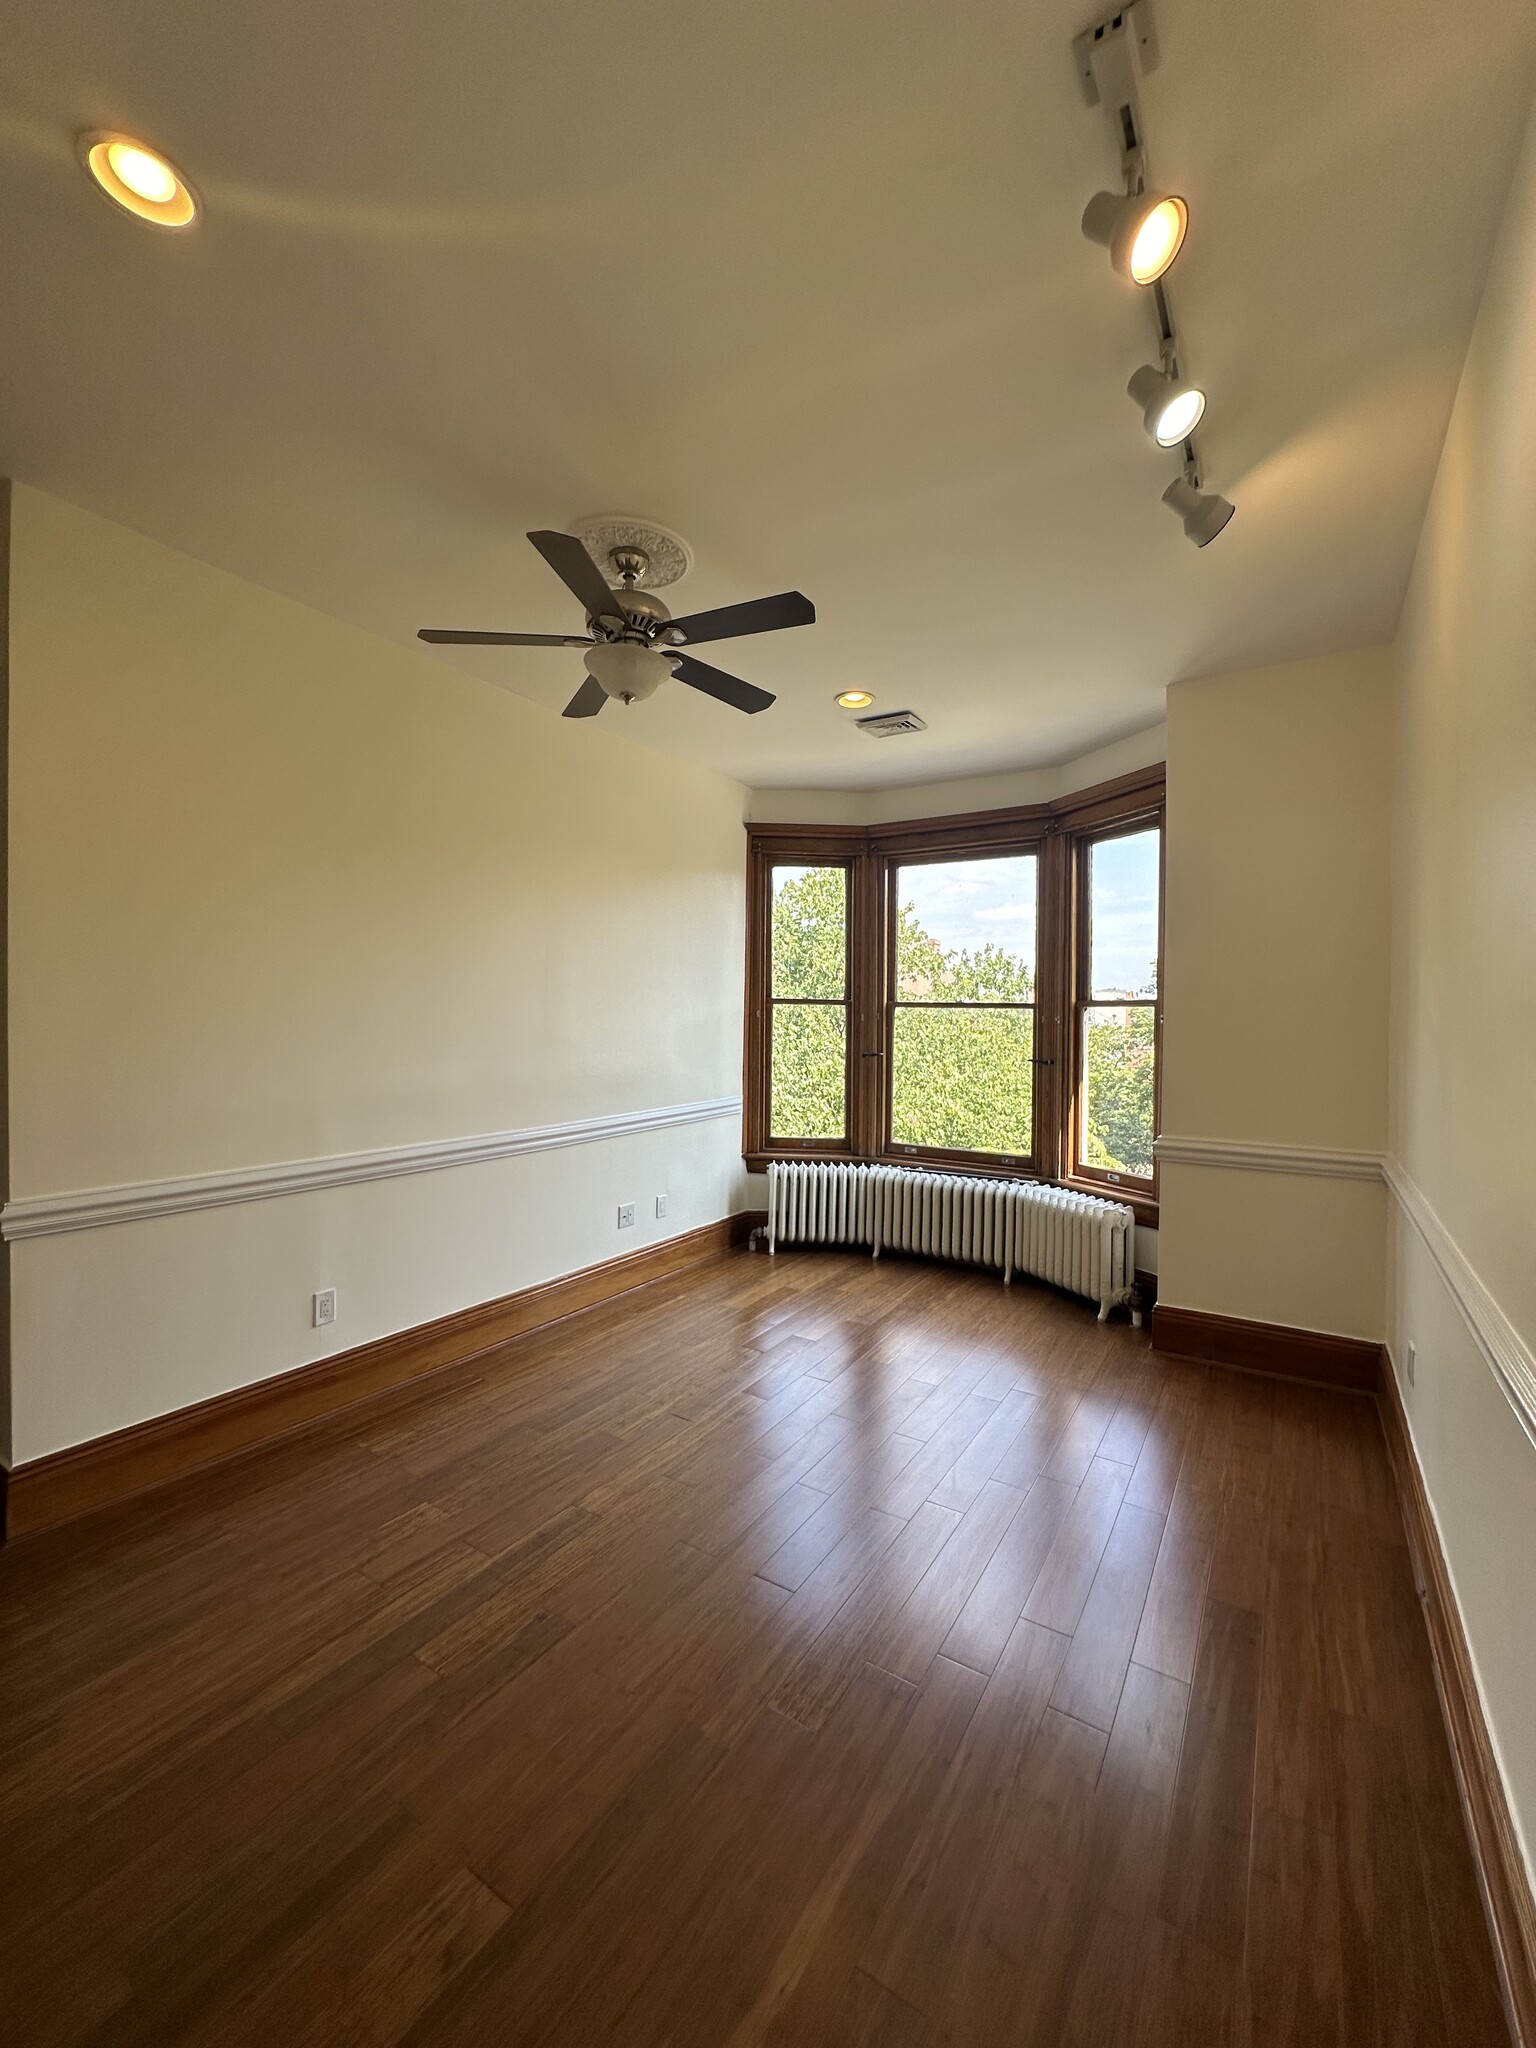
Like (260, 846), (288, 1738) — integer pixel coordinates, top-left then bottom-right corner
(2, 0), (1534, 789)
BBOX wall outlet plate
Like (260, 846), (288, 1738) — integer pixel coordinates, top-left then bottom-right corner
(656, 1194), (668, 1219)
(313, 1287), (337, 1329)
(617, 1203), (635, 1229)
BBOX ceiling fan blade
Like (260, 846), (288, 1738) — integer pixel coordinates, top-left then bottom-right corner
(562, 675), (608, 719)
(527, 530), (625, 624)
(666, 591), (814, 646)
(674, 653), (775, 715)
(418, 630), (595, 646)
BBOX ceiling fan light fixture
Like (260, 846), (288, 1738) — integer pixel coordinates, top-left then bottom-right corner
(1081, 188), (1187, 284)
(1127, 364), (1207, 447)
(80, 132), (198, 227)
(1161, 477), (1235, 547)
(836, 689), (875, 710)
(583, 641), (679, 705)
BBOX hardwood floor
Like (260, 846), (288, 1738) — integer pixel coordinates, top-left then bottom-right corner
(0, 1249), (1509, 2046)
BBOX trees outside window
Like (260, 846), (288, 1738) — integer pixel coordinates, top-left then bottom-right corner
(768, 864), (848, 1141)
(889, 854), (1037, 1161)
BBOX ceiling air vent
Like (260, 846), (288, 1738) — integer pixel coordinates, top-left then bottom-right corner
(855, 708), (928, 737)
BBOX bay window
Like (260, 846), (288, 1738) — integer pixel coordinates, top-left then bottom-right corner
(743, 767), (1164, 1220)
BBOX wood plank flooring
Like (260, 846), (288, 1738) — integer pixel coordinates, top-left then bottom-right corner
(0, 1249), (1509, 2046)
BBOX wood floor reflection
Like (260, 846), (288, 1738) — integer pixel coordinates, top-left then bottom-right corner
(0, 1248), (1508, 2045)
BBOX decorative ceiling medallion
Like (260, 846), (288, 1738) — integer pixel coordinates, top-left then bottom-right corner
(569, 514), (693, 589)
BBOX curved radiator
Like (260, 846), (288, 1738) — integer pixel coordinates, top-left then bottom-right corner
(766, 1160), (1137, 1322)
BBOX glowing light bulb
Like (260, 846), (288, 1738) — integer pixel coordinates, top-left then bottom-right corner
(1128, 196), (1187, 284)
(106, 143), (179, 203)
(81, 133), (198, 227)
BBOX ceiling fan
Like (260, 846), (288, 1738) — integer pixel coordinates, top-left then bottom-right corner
(419, 528), (815, 718)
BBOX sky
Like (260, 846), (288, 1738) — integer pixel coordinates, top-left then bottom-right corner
(898, 828), (1159, 996)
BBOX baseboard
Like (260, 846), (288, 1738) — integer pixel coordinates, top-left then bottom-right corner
(4, 1212), (762, 1540)
(1378, 1358), (1536, 2047)
(1150, 1303), (1382, 1393)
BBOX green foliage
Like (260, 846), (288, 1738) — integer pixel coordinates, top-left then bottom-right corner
(767, 867), (1155, 1170)
(770, 865), (845, 998)
(770, 1000), (845, 1138)
(891, 1007), (1033, 1154)
(1081, 1003), (1156, 1175)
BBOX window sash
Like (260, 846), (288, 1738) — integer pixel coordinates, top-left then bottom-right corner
(766, 995), (851, 1146)
(1067, 820), (1164, 1195)
(1072, 998), (1158, 1192)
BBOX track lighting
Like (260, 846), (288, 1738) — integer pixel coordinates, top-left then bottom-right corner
(1080, 189), (1187, 285)
(1075, 3), (1233, 535)
(1127, 364), (1206, 447)
(1162, 477), (1235, 548)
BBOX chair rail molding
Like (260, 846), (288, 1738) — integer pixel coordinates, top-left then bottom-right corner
(1153, 1133), (1383, 1180)
(1383, 1155), (1536, 1455)
(0, 1096), (744, 1242)
(1155, 1132), (1536, 1449)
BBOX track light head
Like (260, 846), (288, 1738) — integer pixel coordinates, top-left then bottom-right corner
(1081, 189), (1188, 284)
(1161, 477), (1235, 547)
(1127, 364), (1206, 447)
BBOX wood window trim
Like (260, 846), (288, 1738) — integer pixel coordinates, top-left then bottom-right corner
(1064, 814), (1165, 1208)
(743, 765), (1165, 1225)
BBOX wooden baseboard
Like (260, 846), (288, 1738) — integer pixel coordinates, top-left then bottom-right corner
(4, 1212), (762, 1540)
(1150, 1303), (1382, 1393)
(1378, 1358), (1536, 2048)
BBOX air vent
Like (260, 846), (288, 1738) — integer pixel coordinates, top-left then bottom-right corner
(855, 709), (928, 737)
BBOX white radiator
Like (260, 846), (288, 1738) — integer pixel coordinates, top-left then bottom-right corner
(766, 1160), (1137, 1322)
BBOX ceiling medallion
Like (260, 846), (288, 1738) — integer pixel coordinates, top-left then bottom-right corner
(569, 514), (693, 590)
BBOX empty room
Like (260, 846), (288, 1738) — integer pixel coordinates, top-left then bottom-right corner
(1, 0), (1534, 2042)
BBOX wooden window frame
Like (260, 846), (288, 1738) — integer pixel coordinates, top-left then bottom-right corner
(1062, 812), (1165, 1210)
(880, 840), (1046, 1176)
(743, 765), (1165, 1225)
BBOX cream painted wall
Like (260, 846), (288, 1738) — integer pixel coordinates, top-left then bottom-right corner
(1388, 92), (1536, 1878)
(5, 487), (750, 1462)
(1159, 646), (1394, 1338)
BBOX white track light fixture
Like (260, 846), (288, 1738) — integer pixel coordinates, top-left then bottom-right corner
(1162, 476), (1235, 548)
(1074, 0), (1233, 541)
(1127, 363), (1206, 446)
(1081, 189), (1187, 285)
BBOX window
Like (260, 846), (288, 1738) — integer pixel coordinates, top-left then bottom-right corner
(889, 854), (1039, 1163)
(744, 769), (1165, 1218)
(768, 863), (849, 1143)
(1073, 826), (1161, 1192)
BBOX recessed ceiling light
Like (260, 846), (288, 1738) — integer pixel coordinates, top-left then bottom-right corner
(80, 132), (198, 229)
(1081, 189), (1187, 284)
(836, 690), (875, 710)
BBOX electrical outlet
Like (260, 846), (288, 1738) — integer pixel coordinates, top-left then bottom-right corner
(655, 1194), (668, 1220)
(313, 1287), (337, 1329)
(617, 1203), (636, 1230)
(1406, 1339), (1416, 1387)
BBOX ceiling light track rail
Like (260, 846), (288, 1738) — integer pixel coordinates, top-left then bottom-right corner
(1074, 1), (1234, 545)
